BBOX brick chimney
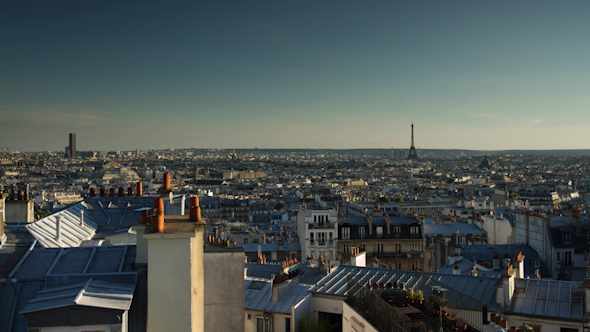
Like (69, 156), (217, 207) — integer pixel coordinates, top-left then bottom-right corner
(136, 182), (143, 196)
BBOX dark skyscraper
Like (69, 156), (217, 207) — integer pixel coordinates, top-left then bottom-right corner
(407, 123), (419, 160)
(69, 133), (76, 158)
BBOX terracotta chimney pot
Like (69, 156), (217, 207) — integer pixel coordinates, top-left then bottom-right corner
(163, 173), (171, 190)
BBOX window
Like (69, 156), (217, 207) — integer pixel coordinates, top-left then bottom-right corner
(359, 227), (366, 239)
(410, 226), (419, 234)
(243, 238), (248, 244)
(565, 251), (572, 267)
(377, 244), (384, 253)
(395, 244), (401, 254)
(310, 232), (314, 245)
(376, 226), (383, 239)
(342, 227), (350, 240)
(394, 226), (401, 234)
(412, 261), (420, 270)
(561, 328), (578, 332)
(257, 317), (270, 332)
(359, 244), (366, 252)
(318, 232), (326, 245)
(460, 236), (466, 244)
(564, 232), (571, 243)
(285, 317), (291, 332)
(411, 244), (419, 252)
(396, 261), (402, 269)
(533, 260), (540, 268)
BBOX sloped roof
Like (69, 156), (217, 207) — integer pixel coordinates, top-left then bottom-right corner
(423, 223), (486, 236)
(508, 278), (582, 321)
(26, 202), (98, 248)
(20, 278), (136, 314)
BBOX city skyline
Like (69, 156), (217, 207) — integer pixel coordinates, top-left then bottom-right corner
(2, 1), (590, 152)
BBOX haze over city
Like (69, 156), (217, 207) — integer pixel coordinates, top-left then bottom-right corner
(2, 1), (590, 152)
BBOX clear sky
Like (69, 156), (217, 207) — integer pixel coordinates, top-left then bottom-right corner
(1, 1), (589, 152)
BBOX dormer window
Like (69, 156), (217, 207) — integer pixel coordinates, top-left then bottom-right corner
(564, 232), (571, 243)
(342, 227), (350, 240)
(359, 227), (366, 239)
(533, 260), (540, 268)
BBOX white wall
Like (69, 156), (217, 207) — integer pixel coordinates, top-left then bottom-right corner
(342, 302), (380, 332)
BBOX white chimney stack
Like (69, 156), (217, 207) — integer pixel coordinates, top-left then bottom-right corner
(80, 210), (84, 227)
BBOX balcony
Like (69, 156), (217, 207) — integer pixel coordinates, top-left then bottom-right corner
(308, 222), (336, 229)
(370, 251), (422, 259)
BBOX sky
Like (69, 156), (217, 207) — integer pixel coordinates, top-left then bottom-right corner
(1, 1), (590, 152)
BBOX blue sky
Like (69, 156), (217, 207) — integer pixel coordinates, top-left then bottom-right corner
(1, 1), (589, 151)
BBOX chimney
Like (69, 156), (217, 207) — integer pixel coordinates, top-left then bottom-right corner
(56, 216), (62, 244)
(100, 188), (105, 197)
(495, 284), (505, 309)
(501, 264), (516, 308)
(350, 248), (366, 267)
(128, 187), (133, 196)
(140, 210), (150, 224)
(384, 213), (391, 234)
(514, 251), (525, 279)
(152, 198), (164, 233)
(144, 209), (207, 332)
(109, 188), (115, 197)
(25, 184), (30, 201)
(136, 182), (143, 196)
(17, 190), (23, 200)
(366, 214), (373, 235)
(89, 188), (95, 197)
(190, 196), (202, 222)
(453, 265), (461, 275)
(572, 213), (582, 236)
(118, 187), (124, 196)
(163, 173), (171, 190)
(80, 210), (84, 227)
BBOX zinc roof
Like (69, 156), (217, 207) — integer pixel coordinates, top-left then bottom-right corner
(20, 278), (136, 314)
(508, 278), (583, 321)
(26, 202), (98, 248)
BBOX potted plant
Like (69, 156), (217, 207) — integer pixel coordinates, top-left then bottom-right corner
(410, 289), (424, 306)
(445, 306), (459, 328)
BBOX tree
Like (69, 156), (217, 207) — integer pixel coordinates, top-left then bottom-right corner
(35, 209), (52, 219)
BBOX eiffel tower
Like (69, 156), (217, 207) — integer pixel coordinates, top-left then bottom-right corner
(407, 123), (419, 160)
